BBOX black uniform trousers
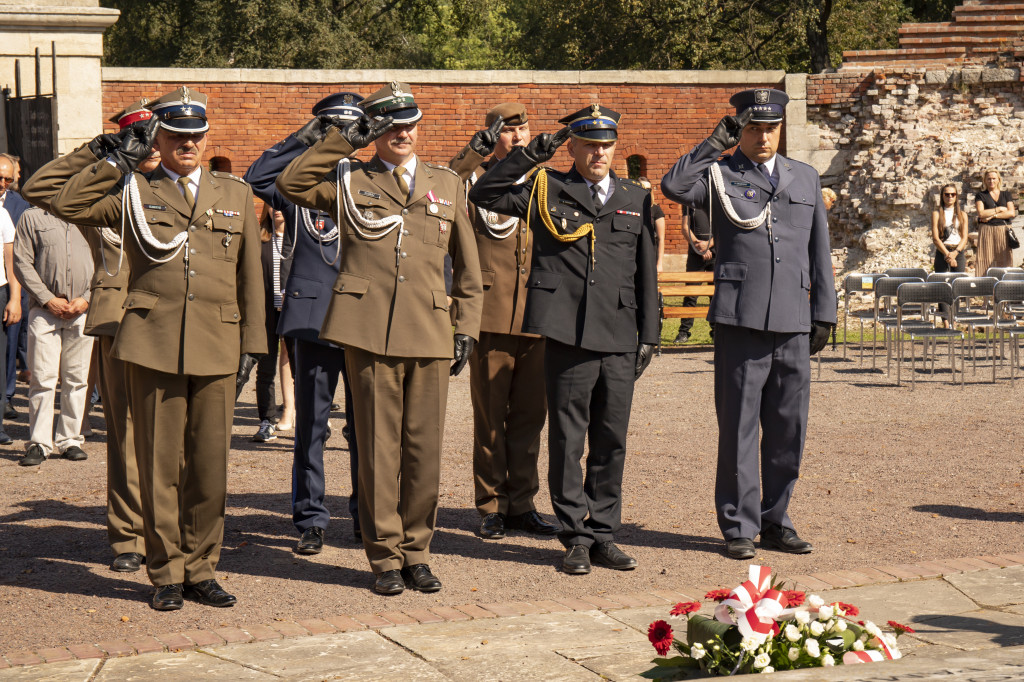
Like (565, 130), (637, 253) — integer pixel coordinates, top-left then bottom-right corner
(255, 307), (294, 422)
(291, 339), (359, 533)
(714, 324), (809, 541)
(545, 339), (636, 549)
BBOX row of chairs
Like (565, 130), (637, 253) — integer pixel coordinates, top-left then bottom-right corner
(842, 267), (1024, 386)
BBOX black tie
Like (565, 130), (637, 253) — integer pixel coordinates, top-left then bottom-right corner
(757, 163), (777, 190)
(591, 183), (602, 209)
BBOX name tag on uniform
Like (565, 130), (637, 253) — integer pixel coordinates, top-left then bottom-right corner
(358, 190), (381, 199)
(730, 181), (752, 187)
(143, 204), (166, 211)
(215, 209), (240, 217)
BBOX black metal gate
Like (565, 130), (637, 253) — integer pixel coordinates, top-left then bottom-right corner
(3, 44), (58, 182)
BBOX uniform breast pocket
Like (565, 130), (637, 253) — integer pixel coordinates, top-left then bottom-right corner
(788, 195), (816, 228)
(547, 203), (585, 234)
(352, 195), (394, 232)
(611, 214), (641, 236)
(210, 214), (244, 261)
(424, 202), (453, 247)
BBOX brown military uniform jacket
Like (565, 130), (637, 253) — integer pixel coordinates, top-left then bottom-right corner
(21, 144), (130, 338)
(276, 128), (482, 358)
(49, 162), (266, 374)
(450, 146), (538, 337)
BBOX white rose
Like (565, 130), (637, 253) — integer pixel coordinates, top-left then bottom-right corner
(788, 647), (800, 661)
(822, 654), (835, 667)
(883, 633), (898, 649)
(864, 621), (883, 638)
(741, 637), (759, 653)
(761, 666), (775, 673)
(785, 624), (801, 642)
(753, 652), (771, 669)
(795, 610), (810, 625)
(817, 605), (834, 620)
(834, 620), (847, 632)
(805, 639), (821, 658)
(809, 621), (825, 637)
(690, 643), (706, 660)
(853, 640), (865, 651)
(808, 595), (825, 608)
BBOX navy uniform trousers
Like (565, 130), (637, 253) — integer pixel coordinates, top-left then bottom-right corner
(713, 325), (808, 540)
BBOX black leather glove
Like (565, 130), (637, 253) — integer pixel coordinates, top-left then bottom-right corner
(339, 114), (394, 150)
(107, 116), (160, 175)
(88, 131), (124, 159)
(234, 353), (260, 399)
(469, 115), (505, 157)
(707, 109), (753, 151)
(450, 334), (475, 376)
(523, 126), (571, 164)
(295, 114), (347, 147)
(809, 321), (832, 356)
(635, 343), (655, 380)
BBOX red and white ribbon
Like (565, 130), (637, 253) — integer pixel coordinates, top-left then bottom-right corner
(714, 565), (788, 644)
(843, 650), (886, 664)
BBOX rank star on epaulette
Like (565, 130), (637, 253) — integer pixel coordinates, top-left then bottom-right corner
(216, 209), (240, 217)
(615, 209), (641, 217)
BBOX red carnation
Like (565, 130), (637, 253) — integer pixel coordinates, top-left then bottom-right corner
(705, 588), (731, 602)
(782, 590), (805, 607)
(670, 601), (701, 617)
(648, 619), (675, 656)
(834, 601), (859, 617)
(887, 620), (915, 635)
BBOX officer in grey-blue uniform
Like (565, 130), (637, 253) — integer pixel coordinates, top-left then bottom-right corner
(243, 92), (364, 554)
(661, 89), (836, 561)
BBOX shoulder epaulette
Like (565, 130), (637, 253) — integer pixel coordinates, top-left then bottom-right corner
(426, 162), (460, 177)
(622, 178), (646, 189)
(211, 170), (246, 183)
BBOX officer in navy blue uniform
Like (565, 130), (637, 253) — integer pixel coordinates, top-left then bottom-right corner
(470, 105), (659, 576)
(243, 92), (364, 553)
(661, 89), (836, 561)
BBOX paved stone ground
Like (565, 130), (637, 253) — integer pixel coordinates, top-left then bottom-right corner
(4, 562), (1024, 680)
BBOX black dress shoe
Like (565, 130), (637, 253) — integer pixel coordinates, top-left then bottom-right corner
(151, 584), (184, 611)
(562, 545), (591, 575)
(725, 538), (756, 560)
(478, 512), (506, 539)
(760, 524), (813, 554)
(590, 542), (637, 570)
(19, 444), (45, 467)
(402, 564), (442, 593)
(505, 510), (559, 536)
(4, 403), (18, 421)
(184, 579), (237, 607)
(296, 527), (325, 555)
(111, 552), (144, 572)
(61, 445), (88, 461)
(373, 569), (405, 595)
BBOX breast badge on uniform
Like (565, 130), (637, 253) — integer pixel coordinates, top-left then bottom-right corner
(438, 220), (449, 234)
(744, 189), (757, 200)
(364, 209), (374, 220)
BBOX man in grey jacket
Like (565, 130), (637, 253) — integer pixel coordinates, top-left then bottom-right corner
(661, 88), (836, 560)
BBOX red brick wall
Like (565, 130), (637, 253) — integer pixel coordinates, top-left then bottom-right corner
(102, 80), (778, 256)
(807, 71), (878, 107)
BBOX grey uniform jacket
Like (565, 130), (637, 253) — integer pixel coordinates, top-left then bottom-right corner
(661, 141), (836, 332)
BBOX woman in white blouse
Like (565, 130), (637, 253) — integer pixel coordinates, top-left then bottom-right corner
(932, 183), (969, 273)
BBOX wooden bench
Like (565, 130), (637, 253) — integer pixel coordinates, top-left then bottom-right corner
(658, 271), (715, 319)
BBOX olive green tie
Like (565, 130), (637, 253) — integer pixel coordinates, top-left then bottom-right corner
(392, 166), (409, 202)
(177, 176), (195, 214)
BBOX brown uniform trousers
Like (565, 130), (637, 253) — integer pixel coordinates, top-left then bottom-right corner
(278, 128), (482, 573)
(50, 162), (266, 586)
(20, 145), (144, 557)
(451, 149), (547, 518)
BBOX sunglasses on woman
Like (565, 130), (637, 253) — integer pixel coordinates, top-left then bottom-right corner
(943, 192), (957, 197)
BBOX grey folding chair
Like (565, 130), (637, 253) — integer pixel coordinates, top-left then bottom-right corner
(992, 281), (1024, 383)
(951, 276), (998, 375)
(885, 267), (928, 279)
(927, 272), (968, 284)
(985, 267), (1024, 279)
(872, 276), (924, 371)
(894, 282), (963, 388)
(1002, 272), (1024, 281)
(842, 272), (886, 363)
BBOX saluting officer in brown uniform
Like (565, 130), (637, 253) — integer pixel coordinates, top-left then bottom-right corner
(277, 82), (482, 595)
(21, 99), (159, 575)
(449, 104), (558, 540)
(50, 87), (266, 611)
